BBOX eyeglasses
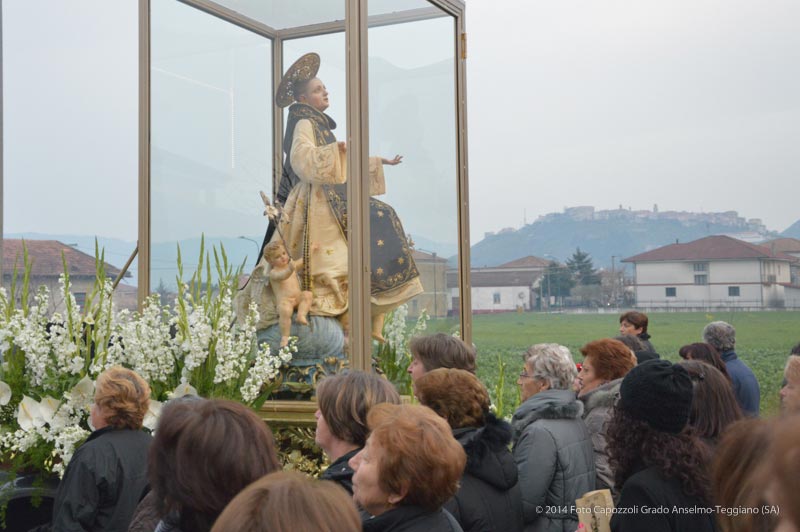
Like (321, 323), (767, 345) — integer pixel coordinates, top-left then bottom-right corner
(519, 372), (537, 379)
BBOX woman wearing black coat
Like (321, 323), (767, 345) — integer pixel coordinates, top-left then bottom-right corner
(608, 360), (717, 532)
(48, 367), (152, 532)
(416, 368), (523, 532)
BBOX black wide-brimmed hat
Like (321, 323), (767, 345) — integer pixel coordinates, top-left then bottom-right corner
(275, 52), (320, 108)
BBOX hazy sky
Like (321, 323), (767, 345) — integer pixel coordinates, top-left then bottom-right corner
(3, 0), (799, 248)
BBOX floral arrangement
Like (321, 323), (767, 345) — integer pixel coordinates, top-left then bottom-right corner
(0, 240), (294, 480)
(374, 304), (430, 395)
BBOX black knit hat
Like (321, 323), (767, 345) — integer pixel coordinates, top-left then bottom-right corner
(618, 359), (693, 434)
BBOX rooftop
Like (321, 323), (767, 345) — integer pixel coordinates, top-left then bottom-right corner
(622, 235), (797, 263)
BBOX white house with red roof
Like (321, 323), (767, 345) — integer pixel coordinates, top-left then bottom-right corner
(446, 255), (550, 313)
(622, 235), (800, 310)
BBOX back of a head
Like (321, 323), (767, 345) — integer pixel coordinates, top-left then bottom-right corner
(94, 366), (151, 430)
(679, 342), (730, 379)
(367, 403), (466, 512)
(758, 416), (800, 531)
(581, 338), (637, 382)
(408, 333), (476, 373)
(414, 368), (490, 430)
(712, 418), (776, 532)
(522, 343), (577, 390)
(702, 321), (736, 353)
(149, 398), (281, 531)
(211, 471), (361, 532)
(316, 370), (401, 447)
(679, 360), (742, 442)
(613, 334), (645, 353)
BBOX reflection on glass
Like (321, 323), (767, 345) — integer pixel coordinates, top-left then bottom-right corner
(367, 14), (460, 343)
(150, 0), (272, 294)
(2, 2), (139, 312)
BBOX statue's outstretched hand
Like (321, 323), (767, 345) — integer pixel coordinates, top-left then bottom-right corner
(382, 155), (403, 166)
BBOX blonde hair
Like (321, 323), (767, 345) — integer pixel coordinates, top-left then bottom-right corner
(211, 471), (360, 532)
(95, 367), (150, 430)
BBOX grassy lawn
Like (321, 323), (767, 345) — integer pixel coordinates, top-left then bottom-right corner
(428, 310), (800, 418)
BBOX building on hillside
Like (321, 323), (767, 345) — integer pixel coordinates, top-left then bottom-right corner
(622, 235), (800, 310)
(446, 255), (550, 314)
(1, 240), (135, 312)
(406, 250), (449, 318)
(762, 238), (800, 285)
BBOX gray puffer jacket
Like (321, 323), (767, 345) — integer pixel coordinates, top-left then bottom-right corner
(511, 389), (595, 532)
(578, 379), (622, 496)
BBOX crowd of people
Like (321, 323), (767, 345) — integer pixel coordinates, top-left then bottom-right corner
(33, 312), (800, 532)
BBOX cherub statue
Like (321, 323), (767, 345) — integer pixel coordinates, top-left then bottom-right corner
(263, 240), (313, 347)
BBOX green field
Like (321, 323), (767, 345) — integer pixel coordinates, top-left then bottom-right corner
(429, 310), (800, 417)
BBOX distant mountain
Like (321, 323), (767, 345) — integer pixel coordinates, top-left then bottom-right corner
(469, 208), (778, 269)
(782, 220), (800, 239)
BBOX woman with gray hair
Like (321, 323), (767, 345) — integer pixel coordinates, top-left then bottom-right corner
(512, 344), (595, 532)
(702, 321), (760, 416)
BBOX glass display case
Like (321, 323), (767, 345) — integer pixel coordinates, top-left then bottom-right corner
(140, 0), (470, 417)
(0, 0), (471, 419)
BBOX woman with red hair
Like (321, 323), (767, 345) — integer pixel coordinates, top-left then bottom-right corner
(349, 403), (466, 531)
(577, 339), (636, 494)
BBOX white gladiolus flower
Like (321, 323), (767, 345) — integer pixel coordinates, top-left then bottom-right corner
(17, 396), (45, 431)
(0, 380), (11, 406)
(143, 399), (162, 431)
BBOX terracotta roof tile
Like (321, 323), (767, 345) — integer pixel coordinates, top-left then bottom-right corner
(622, 235), (798, 263)
(762, 238), (800, 254)
(2, 240), (122, 279)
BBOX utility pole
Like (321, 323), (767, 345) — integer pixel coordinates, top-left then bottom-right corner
(611, 255), (616, 307)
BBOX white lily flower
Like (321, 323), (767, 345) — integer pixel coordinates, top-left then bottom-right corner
(0, 380), (11, 406)
(39, 396), (61, 424)
(69, 376), (95, 406)
(143, 400), (162, 431)
(17, 395), (45, 431)
(169, 382), (197, 398)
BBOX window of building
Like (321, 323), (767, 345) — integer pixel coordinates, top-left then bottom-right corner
(493, 293), (501, 304)
(728, 286), (740, 297)
(665, 287), (677, 297)
(694, 275), (708, 285)
(767, 274), (777, 283)
(693, 262), (708, 272)
(74, 292), (87, 307)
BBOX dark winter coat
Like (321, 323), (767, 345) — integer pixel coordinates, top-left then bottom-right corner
(50, 426), (152, 532)
(511, 389), (596, 532)
(637, 333), (655, 354)
(445, 414), (523, 532)
(578, 379), (621, 495)
(721, 350), (761, 416)
(362, 505), (463, 532)
(611, 466), (717, 532)
(634, 350), (660, 364)
(320, 447), (359, 494)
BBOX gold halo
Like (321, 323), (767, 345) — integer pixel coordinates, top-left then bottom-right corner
(275, 53), (321, 108)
